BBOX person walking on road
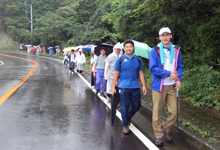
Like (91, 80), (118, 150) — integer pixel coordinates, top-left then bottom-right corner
(104, 43), (122, 103)
(49, 47), (54, 58)
(31, 46), (36, 55)
(94, 48), (107, 98)
(75, 49), (85, 73)
(90, 53), (98, 88)
(68, 49), (76, 74)
(149, 27), (184, 146)
(112, 40), (147, 134)
(56, 47), (60, 56)
(42, 46), (46, 55)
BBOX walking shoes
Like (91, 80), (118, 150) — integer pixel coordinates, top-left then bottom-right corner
(123, 125), (130, 134)
(96, 90), (100, 95)
(100, 93), (106, 98)
(155, 138), (163, 146)
(163, 130), (173, 143)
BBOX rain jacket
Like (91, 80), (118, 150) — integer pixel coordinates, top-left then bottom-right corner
(49, 49), (54, 55)
(149, 44), (184, 92)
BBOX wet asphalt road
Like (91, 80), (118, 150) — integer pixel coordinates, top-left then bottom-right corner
(0, 52), (149, 150)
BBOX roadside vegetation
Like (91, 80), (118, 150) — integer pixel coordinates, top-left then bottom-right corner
(0, 0), (220, 111)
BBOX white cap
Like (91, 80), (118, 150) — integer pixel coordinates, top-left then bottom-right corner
(78, 48), (83, 52)
(113, 42), (122, 49)
(159, 27), (171, 35)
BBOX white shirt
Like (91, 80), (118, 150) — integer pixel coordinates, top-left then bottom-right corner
(163, 48), (175, 85)
(75, 52), (85, 64)
(91, 55), (98, 72)
(70, 53), (76, 62)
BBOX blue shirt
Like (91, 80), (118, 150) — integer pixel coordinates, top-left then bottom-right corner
(114, 53), (143, 89)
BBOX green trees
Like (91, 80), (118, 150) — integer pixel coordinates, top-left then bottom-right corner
(0, 0), (220, 109)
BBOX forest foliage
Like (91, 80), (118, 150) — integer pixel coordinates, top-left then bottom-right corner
(0, 0), (220, 109)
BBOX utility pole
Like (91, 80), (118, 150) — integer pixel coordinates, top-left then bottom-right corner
(25, 0), (27, 18)
(30, 4), (33, 37)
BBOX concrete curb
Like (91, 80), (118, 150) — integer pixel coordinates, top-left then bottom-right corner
(140, 103), (219, 150)
(81, 68), (220, 150)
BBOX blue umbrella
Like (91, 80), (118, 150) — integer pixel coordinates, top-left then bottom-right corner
(82, 44), (96, 52)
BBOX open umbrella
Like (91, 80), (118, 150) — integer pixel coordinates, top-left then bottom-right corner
(48, 47), (53, 49)
(55, 46), (60, 48)
(95, 43), (113, 56)
(76, 45), (84, 49)
(63, 47), (77, 52)
(20, 44), (24, 46)
(119, 40), (151, 59)
(111, 87), (120, 126)
(81, 44), (96, 52)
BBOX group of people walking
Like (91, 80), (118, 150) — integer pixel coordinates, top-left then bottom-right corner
(89, 27), (184, 147)
(67, 48), (86, 74)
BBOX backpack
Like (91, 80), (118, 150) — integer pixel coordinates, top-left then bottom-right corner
(118, 55), (141, 79)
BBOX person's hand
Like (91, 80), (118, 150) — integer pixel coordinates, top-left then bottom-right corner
(90, 69), (92, 73)
(175, 81), (181, 90)
(116, 80), (119, 86)
(142, 86), (147, 95)
(170, 71), (179, 80)
(112, 87), (116, 96)
(93, 72), (96, 77)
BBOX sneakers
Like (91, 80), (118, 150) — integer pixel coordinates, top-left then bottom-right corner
(69, 70), (71, 74)
(155, 138), (163, 146)
(100, 93), (106, 98)
(107, 97), (111, 104)
(163, 130), (173, 143)
(123, 125), (130, 134)
(96, 90), (100, 95)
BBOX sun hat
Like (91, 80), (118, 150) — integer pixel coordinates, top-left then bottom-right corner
(159, 27), (171, 35)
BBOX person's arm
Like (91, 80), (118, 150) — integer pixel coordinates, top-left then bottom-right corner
(112, 70), (119, 96)
(139, 70), (147, 95)
(83, 54), (86, 64)
(104, 58), (110, 80)
(93, 65), (97, 77)
(175, 50), (184, 89)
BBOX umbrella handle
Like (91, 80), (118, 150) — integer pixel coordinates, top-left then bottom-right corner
(176, 89), (178, 98)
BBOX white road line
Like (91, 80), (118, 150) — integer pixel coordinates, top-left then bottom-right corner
(0, 60), (4, 66)
(76, 71), (159, 150)
(15, 55), (158, 149)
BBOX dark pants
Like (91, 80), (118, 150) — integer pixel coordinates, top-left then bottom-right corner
(119, 88), (141, 125)
(91, 72), (96, 86)
(107, 93), (112, 98)
(69, 62), (75, 71)
(77, 70), (83, 73)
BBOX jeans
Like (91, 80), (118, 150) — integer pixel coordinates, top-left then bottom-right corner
(119, 88), (141, 125)
(96, 69), (107, 93)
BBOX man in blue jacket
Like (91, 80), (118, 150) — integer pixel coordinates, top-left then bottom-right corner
(112, 40), (147, 134)
(149, 27), (184, 146)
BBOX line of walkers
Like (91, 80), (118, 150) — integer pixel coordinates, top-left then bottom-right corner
(90, 27), (184, 147)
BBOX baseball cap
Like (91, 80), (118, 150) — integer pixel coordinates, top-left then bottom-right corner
(159, 27), (171, 35)
(78, 48), (83, 52)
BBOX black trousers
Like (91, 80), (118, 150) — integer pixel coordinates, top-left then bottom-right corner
(91, 72), (96, 86)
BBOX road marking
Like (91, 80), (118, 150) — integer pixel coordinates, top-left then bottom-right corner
(0, 53), (38, 105)
(76, 71), (159, 150)
(0, 60), (4, 66)
(19, 55), (158, 149)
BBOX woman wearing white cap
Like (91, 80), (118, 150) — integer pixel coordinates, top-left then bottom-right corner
(75, 48), (85, 73)
(104, 43), (123, 103)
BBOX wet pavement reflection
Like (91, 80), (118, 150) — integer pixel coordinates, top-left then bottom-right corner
(0, 52), (148, 150)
